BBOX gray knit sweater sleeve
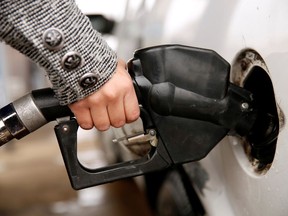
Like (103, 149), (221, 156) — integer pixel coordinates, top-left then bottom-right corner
(0, 0), (117, 105)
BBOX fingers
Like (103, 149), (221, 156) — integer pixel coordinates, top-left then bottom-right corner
(106, 97), (126, 128)
(117, 60), (140, 123)
(68, 103), (93, 130)
(70, 100), (111, 131)
(90, 104), (110, 131)
(69, 59), (140, 131)
(70, 91), (139, 131)
(71, 99), (127, 131)
(124, 86), (140, 123)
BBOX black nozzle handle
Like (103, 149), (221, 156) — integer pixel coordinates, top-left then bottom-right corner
(149, 82), (257, 135)
(30, 88), (73, 122)
(149, 82), (225, 123)
(149, 82), (228, 125)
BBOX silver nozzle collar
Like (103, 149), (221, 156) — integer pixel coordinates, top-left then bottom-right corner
(13, 93), (47, 132)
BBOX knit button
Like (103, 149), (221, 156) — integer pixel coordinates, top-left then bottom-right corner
(79, 73), (99, 88)
(61, 51), (83, 71)
(42, 28), (64, 51)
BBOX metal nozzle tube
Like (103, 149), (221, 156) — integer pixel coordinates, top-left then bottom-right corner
(0, 103), (31, 146)
(0, 88), (73, 146)
(0, 117), (14, 144)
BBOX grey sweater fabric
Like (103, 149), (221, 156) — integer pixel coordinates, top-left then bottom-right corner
(0, 0), (117, 105)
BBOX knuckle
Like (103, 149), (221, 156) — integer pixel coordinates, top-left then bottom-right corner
(87, 97), (101, 106)
(95, 122), (110, 131)
(79, 122), (93, 130)
(111, 119), (125, 128)
(100, 90), (117, 102)
(106, 91), (117, 101)
(69, 102), (84, 111)
(127, 109), (140, 123)
(123, 80), (133, 91)
(90, 100), (101, 107)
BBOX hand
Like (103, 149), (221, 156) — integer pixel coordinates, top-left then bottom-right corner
(68, 60), (140, 131)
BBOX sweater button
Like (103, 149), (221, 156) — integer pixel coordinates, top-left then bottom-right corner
(61, 51), (83, 71)
(79, 73), (99, 88)
(42, 28), (64, 51)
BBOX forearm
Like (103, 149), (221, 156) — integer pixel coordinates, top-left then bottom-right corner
(0, 0), (117, 105)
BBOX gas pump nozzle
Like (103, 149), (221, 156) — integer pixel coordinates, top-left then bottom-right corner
(0, 45), (270, 190)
